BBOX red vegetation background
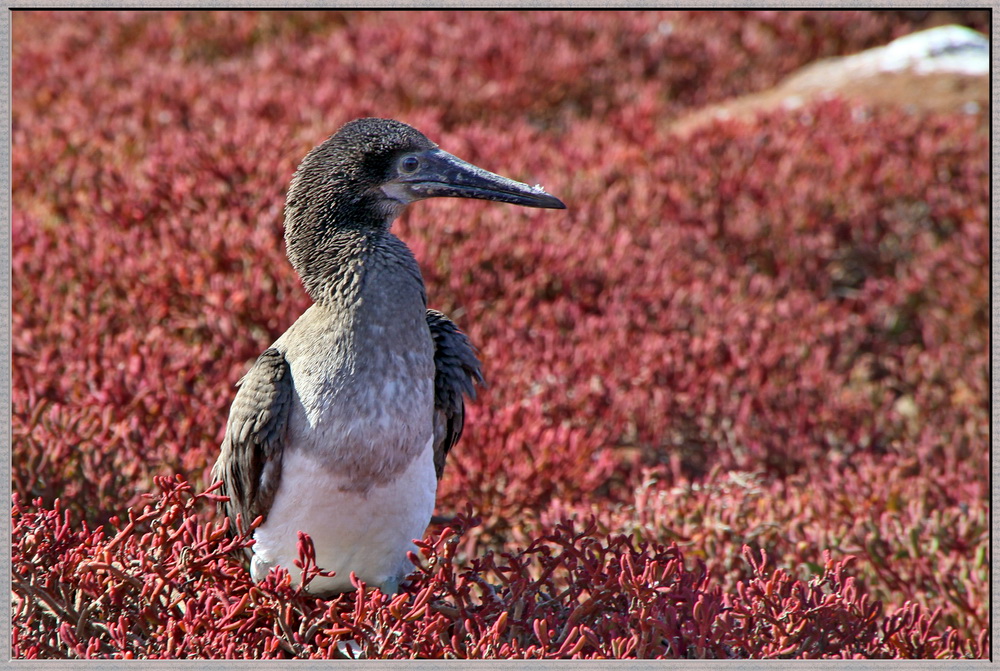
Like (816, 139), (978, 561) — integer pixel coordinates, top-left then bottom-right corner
(11, 10), (990, 659)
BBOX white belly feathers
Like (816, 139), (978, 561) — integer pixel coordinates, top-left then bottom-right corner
(251, 435), (437, 595)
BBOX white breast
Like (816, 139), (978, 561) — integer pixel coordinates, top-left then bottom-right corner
(250, 436), (437, 595)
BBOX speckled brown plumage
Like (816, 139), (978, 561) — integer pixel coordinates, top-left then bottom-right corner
(427, 309), (485, 479)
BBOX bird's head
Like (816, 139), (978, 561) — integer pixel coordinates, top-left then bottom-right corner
(285, 117), (565, 237)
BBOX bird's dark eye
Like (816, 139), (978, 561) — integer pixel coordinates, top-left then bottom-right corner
(399, 155), (420, 174)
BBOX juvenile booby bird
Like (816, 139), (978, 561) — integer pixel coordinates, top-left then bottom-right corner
(212, 118), (565, 595)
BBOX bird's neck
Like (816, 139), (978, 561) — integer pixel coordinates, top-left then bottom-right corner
(284, 224), (368, 307)
(286, 224), (425, 312)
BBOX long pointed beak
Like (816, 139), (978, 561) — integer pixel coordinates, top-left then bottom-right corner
(383, 148), (566, 210)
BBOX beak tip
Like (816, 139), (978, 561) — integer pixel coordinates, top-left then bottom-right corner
(531, 189), (566, 210)
(531, 185), (566, 210)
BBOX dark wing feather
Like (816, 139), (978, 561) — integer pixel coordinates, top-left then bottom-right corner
(427, 309), (484, 479)
(211, 348), (293, 538)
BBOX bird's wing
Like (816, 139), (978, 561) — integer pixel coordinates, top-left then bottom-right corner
(211, 348), (293, 537)
(426, 309), (484, 479)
